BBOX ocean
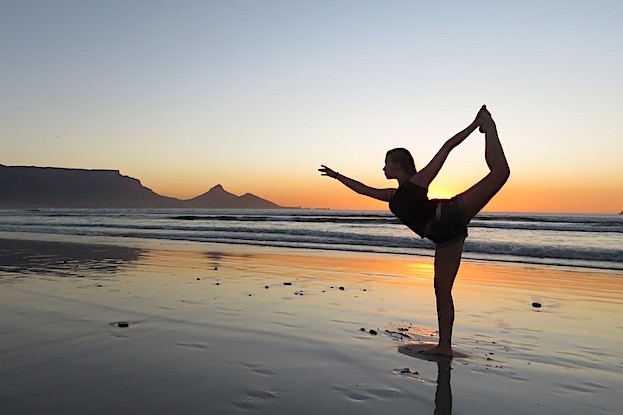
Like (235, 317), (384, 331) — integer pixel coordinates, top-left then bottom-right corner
(0, 209), (621, 271)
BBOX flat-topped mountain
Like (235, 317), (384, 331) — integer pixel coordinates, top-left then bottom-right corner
(0, 165), (283, 209)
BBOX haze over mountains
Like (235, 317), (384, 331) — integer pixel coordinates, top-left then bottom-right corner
(0, 165), (283, 209)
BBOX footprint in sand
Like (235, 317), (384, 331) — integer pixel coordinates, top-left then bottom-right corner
(232, 389), (280, 409)
(242, 362), (275, 376)
(333, 385), (401, 402)
(175, 342), (210, 350)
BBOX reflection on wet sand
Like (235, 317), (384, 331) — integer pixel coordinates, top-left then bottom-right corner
(0, 238), (144, 281)
(434, 361), (452, 415)
(398, 345), (453, 415)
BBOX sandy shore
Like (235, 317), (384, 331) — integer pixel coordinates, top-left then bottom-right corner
(1, 232), (621, 414)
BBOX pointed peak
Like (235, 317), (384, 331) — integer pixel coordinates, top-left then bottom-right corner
(209, 184), (225, 191)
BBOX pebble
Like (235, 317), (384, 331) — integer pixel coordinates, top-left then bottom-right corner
(369, 329), (378, 335)
(117, 322), (129, 328)
(284, 282), (292, 286)
(532, 302), (542, 308)
(338, 286), (345, 291)
(265, 286), (269, 289)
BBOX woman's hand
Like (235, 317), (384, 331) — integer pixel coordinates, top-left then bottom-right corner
(318, 165), (339, 179)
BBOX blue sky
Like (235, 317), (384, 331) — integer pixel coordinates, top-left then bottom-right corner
(2, 1), (622, 212)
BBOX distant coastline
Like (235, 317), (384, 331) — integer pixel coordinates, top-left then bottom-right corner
(0, 164), (285, 209)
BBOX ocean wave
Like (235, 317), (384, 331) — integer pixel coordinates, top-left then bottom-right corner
(0, 209), (621, 271)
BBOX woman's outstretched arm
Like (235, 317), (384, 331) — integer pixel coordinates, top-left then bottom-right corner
(411, 106), (485, 188)
(319, 165), (394, 202)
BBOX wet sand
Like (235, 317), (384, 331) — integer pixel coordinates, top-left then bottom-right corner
(1, 233), (621, 414)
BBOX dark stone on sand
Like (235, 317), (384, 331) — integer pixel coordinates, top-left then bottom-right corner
(532, 302), (542, 308)
(96, 284), (103, 287)
(215, 282), (220, 285)
(360, 327), (366, 331)
(369, 329), (378, 335)
(284, 282), (292, 286)
(117, 322), (129, 328)
(339, 286), (344, 291)
(214, 267), (218, 271)
(197, 278), (200, 281)
(265, 286), (269, 289)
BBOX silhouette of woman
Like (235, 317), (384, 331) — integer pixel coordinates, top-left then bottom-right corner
(319, 106), (509, 356)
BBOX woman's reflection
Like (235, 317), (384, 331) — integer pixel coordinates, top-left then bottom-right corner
(398, 344), (453, 415)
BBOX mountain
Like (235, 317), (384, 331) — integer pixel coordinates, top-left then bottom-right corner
(186, 185), (281, 209)
(0, 165), (284, 209)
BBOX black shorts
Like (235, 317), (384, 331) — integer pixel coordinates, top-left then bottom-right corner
(427, 196), (468, 247)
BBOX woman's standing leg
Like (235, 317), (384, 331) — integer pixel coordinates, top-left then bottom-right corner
(424, 238), (465, 356)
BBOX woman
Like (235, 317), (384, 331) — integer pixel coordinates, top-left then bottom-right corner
(319, 105), (510, 357)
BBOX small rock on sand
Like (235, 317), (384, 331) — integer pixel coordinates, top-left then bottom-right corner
(532, 302), (542, 308)
(284, 282), (292, 286)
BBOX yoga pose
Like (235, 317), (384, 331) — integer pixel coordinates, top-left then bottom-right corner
(319, 106), (509, 356)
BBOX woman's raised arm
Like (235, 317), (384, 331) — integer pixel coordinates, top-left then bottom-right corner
(319, 165), (394, 202)
(411, 106), (486, 188)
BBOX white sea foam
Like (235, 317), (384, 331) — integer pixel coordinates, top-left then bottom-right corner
(0, 209), (621, 270)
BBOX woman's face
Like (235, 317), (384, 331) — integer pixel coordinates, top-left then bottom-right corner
(383, 156), (400, 179)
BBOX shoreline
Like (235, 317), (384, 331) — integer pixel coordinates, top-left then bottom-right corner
(1, 229), (621, 274)
(1, 233), (621, 414)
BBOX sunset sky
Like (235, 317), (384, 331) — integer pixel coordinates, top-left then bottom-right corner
(2, 1), (622, 213)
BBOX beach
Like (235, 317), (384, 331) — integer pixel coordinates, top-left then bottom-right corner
(1, 233), (621, 414)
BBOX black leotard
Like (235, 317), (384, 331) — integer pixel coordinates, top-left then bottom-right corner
(389, 181), (468, 247)
(389, 182), (436, 239)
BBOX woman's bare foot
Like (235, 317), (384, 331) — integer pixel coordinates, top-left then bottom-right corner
(478, 105), (495, 133)
(421, 344), (454, 357)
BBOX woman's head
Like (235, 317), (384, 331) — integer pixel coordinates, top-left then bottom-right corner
(385, 148), (416, 178)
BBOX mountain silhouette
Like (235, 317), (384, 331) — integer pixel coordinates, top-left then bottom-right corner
(0, 165), (284, 209)
(185, 185), (280, 209)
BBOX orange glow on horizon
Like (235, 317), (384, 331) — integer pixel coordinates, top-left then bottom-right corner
(146, 175), (622, 215)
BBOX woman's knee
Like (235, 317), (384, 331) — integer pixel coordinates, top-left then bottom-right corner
(434, 281), (453, 298)
(497, 163), (510, 183)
